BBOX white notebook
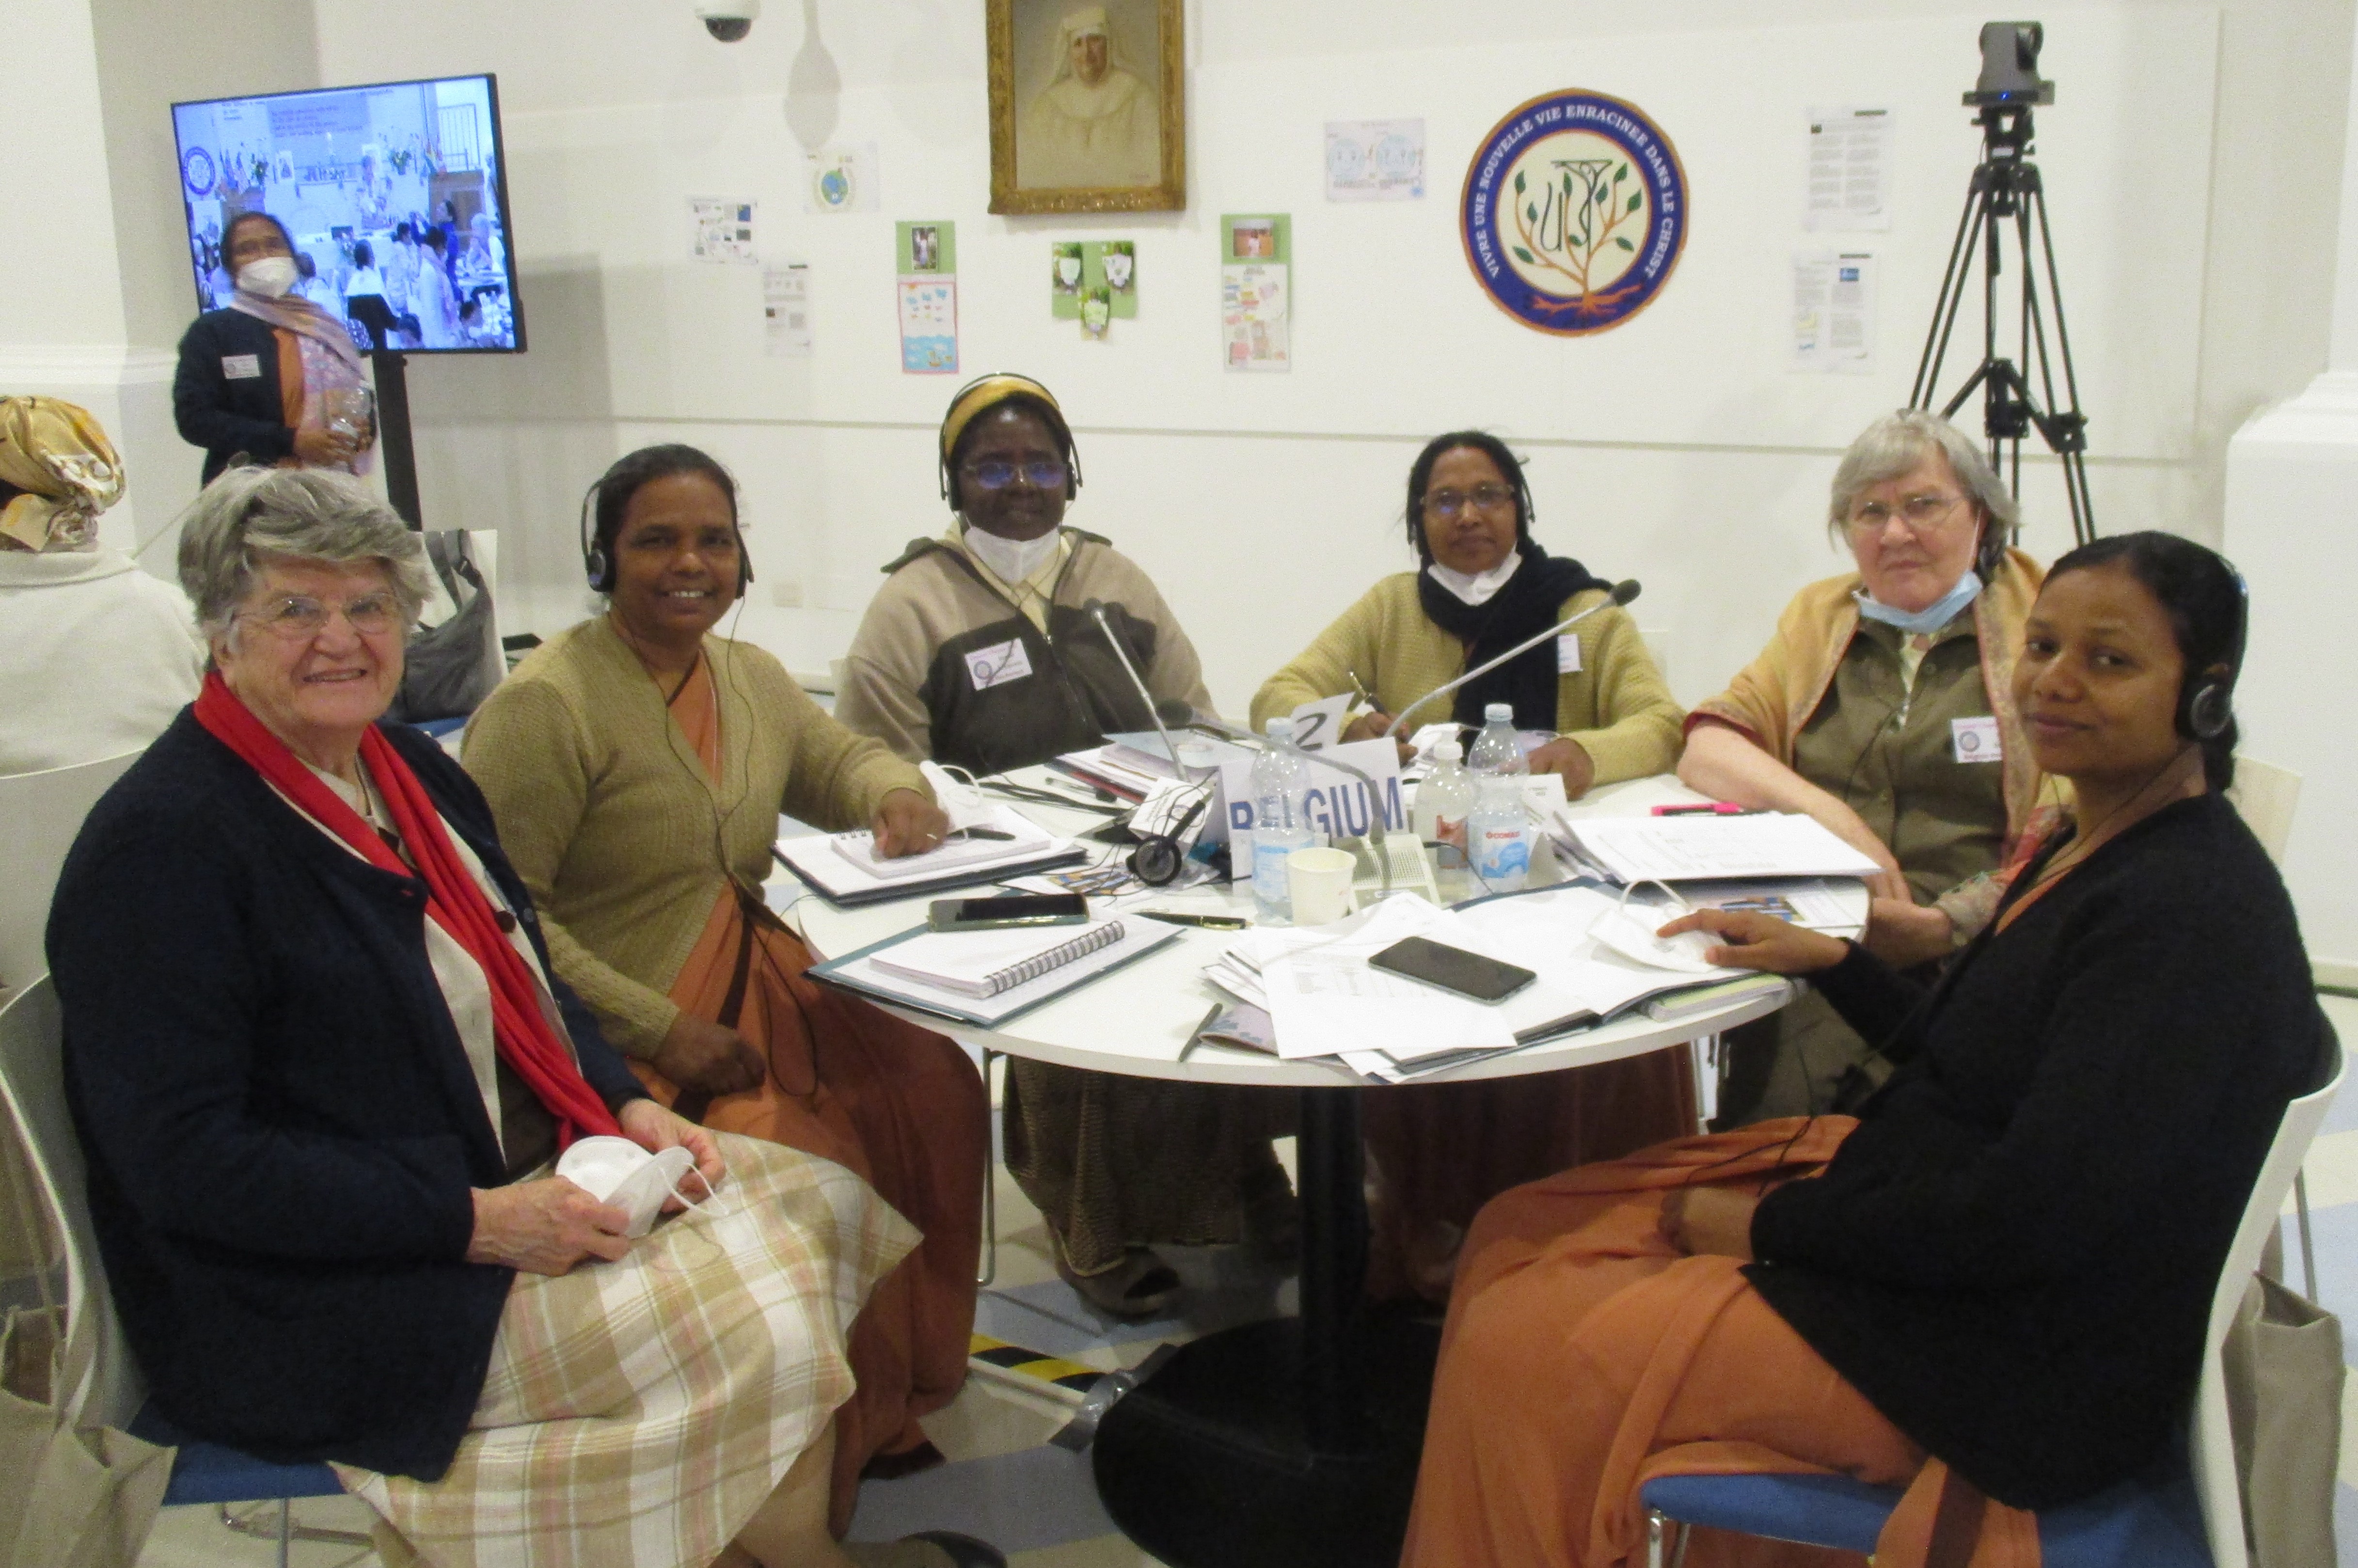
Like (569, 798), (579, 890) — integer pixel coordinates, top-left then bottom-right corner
(869, 919), (1126, 998)
(828, 805), (1059, 882)
(1549, 811), (1883, 883)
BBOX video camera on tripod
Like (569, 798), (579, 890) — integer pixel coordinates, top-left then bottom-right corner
(1912, 20), (2099, 546)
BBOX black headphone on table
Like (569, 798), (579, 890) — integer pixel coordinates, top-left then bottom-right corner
(1125, 785), (1214, 887)
(2179, 562), (2249, 743)
(579, 465), (754, 594)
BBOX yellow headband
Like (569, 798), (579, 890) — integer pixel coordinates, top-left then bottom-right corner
(939, 374), (1063, 463)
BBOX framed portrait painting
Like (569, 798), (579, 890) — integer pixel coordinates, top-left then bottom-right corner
(988, 0), (1185, 214)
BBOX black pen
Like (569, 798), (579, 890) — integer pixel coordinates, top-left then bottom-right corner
(1136, 909), (1251, 931)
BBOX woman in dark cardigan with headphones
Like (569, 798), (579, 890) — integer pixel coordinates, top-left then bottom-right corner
(460, 443), (991, 1542)
(1403, 531), (2324, 1568)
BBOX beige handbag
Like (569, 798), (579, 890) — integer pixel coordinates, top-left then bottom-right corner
(0, 1119), (171, 1568)
(2222, 1275), (2343, 1568)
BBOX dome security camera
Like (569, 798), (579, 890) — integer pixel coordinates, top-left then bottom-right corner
(695, 0), (758, 42)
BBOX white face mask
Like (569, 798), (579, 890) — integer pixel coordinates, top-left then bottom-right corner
(1425, 551), (1523, 607)
(237, 256), (299, 298)
(964, 522), (1061, 586)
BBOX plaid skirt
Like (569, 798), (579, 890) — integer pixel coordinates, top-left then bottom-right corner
(336, 1133), (918, 1568)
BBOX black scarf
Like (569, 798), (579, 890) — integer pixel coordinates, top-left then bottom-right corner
(1415, 544), (1613, 730)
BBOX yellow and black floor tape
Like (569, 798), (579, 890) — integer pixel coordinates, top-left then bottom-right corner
(968, 1332), (1103, 1396)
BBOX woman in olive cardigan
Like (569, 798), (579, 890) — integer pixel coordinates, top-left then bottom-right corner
(1250, 430), (1687, 1302)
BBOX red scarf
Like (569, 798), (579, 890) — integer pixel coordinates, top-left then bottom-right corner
(194, 670), (620, 1147)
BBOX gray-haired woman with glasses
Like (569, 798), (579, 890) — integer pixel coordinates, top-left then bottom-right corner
(49, 465), (1002, 1568)
(1679, 409), (2054, 1125)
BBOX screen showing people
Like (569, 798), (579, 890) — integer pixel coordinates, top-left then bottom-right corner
(173, 75), (522, 353)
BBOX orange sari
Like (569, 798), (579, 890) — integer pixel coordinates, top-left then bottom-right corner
(629, 659), (987, 1535)
(1401, 1119), (2040, 1568)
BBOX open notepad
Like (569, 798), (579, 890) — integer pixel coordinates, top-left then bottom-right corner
(773, 804), (1086, 905)
(807, 918), (1183, 1028)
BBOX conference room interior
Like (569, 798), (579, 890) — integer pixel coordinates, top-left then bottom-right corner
(13, 0), (2358, 1562)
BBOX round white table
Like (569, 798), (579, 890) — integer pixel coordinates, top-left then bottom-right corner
(777, 770), (1836, 1568)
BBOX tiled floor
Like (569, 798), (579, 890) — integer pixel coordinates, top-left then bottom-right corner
(138, 997), (2358, 1566)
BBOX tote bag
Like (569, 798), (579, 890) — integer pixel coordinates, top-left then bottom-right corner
(2222, 1274), (2342, 1568)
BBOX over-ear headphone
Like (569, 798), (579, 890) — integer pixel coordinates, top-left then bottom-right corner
(2180, 561), (2248, 743)
(579, 470), (755, 596)
(937, 372), (1083, 513)
(1125, 786), (1212, 887)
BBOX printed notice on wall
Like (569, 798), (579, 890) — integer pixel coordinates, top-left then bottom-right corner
(897, 221), (959, 374)
(1326, 119), (1425, 201)
(1804, 108), (1892, 232)
(690, 196), (759, 264)
(1221, 214), (1291, 373)
(764, 263), (812, 357)
(1792, 250), (1877, 374)
(807, 143), (880, 214)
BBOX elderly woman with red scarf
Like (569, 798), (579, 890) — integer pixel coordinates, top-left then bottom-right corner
(172, 210), (377, 485)
(46, 466), (1001, 1568)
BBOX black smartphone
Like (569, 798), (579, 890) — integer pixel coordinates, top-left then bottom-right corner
(1369, 936), (1536, 1003)
(926, 893), (1090, 933)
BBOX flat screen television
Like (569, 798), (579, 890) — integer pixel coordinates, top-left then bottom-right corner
(172, 74), (524, 353)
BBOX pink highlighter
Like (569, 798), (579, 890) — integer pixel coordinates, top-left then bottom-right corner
(1651, 802), (1758, 816)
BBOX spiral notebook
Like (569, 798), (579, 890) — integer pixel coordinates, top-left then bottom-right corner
(807, 918), (1184, 1028)
(869, 920), (1127, 998)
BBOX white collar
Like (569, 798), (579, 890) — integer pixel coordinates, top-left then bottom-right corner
(1425, 552), (1522, 607)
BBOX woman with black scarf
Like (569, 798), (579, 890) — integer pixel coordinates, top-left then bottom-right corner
(1251, 430), (1680, 797)
(1250, 430), (1688, 1302)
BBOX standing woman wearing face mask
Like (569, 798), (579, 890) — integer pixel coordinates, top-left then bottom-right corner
(172, 210), (376, 485)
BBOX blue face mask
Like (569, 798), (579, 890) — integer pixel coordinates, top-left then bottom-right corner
(1855, 570), (1983, 636)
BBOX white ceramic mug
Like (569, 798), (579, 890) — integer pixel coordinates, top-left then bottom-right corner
(1287, 846), (1360, 926)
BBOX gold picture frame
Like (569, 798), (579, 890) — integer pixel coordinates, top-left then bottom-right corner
(988, 0), (1186, 215)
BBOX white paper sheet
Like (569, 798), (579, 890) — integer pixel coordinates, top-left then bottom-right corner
(1260, 898), (1517, 1061)
(1325, 119), (1425, 202)
(1804, 107), (1893, 232)
(1792, 250), (1877, 374)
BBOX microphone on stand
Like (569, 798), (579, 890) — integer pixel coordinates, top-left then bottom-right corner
(1083, 599), (1183, 768)
(1385, 578), (1642, 739)
(1083, 600), (1203, 887)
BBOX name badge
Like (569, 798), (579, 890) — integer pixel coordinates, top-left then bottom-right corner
(965, 638), (1033, 692)
(1556, 634), (1582, 674)
(1951, 715), (2002, 763)
(221, 353), (262, 380)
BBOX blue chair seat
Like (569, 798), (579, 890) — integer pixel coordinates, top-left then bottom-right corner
(1640, 1464), (2214, 1568)
(128, 1403), (345, 1509)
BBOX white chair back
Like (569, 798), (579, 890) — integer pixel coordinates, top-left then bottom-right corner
(0, 978), (146, 1432)
(2227, 757), (2301, 869)
(0, 751), (141, 995)
(2189, 1023), (2342, 1568)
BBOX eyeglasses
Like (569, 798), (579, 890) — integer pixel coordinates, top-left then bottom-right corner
(1423, 484), (1516, 520)
(1846, 492), (1966, 534)
(238, 592), (407, 640)
(963, 459), (1067, 491)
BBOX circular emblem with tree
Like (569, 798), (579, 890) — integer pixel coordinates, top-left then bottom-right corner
(1460, 89), (1689, 335)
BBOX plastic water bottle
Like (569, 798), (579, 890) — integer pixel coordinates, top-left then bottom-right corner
(1250, 718), (1315, 922)
(1469, 774), (1532, 894)
(1414, 739), (1477, 902)
(1468, 702), (1528, 776)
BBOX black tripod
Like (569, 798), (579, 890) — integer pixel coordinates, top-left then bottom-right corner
(1910, 97), (2097, 546)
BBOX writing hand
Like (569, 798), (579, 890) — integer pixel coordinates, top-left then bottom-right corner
(872, 788), (953, 859)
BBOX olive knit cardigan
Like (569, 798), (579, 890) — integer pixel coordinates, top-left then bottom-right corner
(462, 616), (930, 1057)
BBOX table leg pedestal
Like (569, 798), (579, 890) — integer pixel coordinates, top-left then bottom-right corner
(1091, 1087), (1440, 1568)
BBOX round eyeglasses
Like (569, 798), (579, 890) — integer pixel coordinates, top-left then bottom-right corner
(1423, 484), (1516, 520)
(1846, 492), (1966, 535)
(238, 592), (407, 640)
(962, 459), (1067, 492)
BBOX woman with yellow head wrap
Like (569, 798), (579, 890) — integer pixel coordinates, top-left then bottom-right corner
(0, 396), (202, 773)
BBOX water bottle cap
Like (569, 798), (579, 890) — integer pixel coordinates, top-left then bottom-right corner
(1264, 717), (1291, 738)
(1434, 740), (1463, 761)
(1485, 703), (1513, 722)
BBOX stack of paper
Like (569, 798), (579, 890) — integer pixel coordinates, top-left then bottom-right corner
(1550, 810), (1883, 884)
(1195, 890), (1788, 1083)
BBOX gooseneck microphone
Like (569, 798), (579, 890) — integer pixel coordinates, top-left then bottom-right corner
(1083, 599), (1185, 768)
(1386, 578), (1642, 739)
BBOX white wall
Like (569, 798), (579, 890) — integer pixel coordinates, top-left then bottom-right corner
(292, 0), (2348, 717)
